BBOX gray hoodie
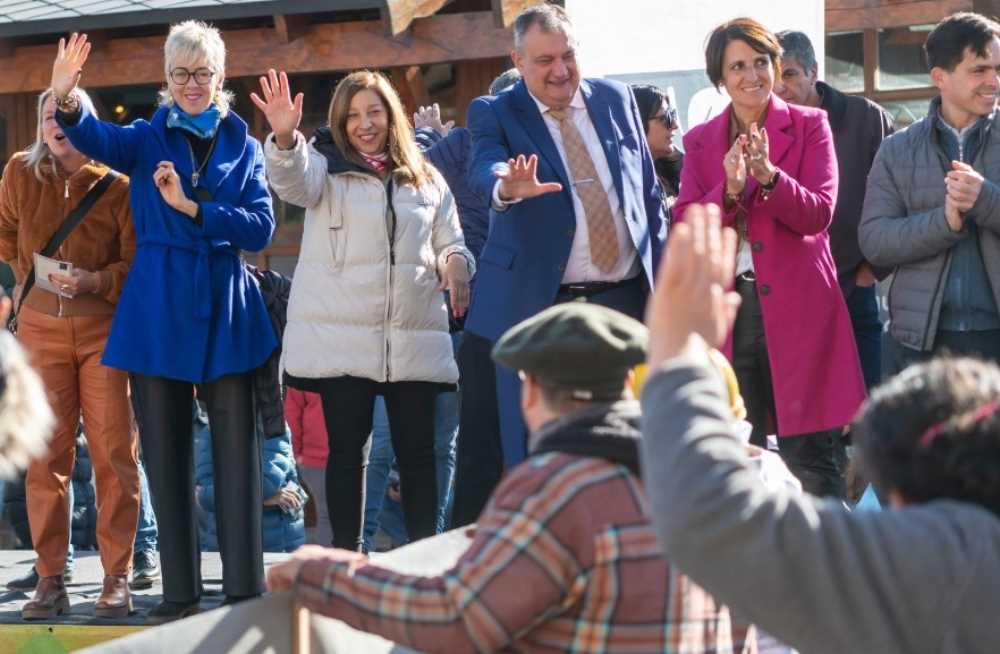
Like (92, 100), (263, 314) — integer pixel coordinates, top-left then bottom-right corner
(640, 357), (1000, 654)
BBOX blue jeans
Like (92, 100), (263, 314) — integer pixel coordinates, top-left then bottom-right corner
(363, 334), (462, 550)
(845, 284), (883, 390)
(134, 459), (158, 553)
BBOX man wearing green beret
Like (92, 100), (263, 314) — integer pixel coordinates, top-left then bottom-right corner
(266, 301), (754, 653)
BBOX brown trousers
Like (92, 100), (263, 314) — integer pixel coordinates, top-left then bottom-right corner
(20, 306), (139, 577)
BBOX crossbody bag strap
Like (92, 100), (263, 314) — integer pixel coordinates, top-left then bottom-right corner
(11, 170), (118, 321)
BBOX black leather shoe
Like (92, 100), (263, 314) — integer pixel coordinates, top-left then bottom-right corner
(146, 598), (200, 624)
(129, 550), (160, 590)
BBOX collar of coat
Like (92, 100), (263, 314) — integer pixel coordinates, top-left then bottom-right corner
(149, 105), (249, 194)
(817, 81), (847, 132)
(312, 127), (381, 176)
(530, 400), (642, 478)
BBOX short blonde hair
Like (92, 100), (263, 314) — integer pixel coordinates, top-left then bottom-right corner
(25, 87), (99, 182)
(158, 20), (233, 116)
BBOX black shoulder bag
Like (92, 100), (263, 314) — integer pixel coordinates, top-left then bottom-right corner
(7, 171), (118, 334)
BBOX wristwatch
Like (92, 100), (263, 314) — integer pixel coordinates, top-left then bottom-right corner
(761, 170), (780, 192)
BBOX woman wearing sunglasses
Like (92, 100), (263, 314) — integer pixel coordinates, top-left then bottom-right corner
(632, 84), (683, 207)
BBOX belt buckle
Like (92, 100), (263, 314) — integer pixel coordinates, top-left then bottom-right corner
(567, 284), (589, 294)
(737, 271), (756, 283)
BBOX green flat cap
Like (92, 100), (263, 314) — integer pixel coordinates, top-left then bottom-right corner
(492, 301), (648, 401)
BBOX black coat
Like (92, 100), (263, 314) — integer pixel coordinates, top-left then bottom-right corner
(817, 81), (895, 292)
(249, 265), (292, 438)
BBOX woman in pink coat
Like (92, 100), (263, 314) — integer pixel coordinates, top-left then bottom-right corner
(675, 17), (865, 498)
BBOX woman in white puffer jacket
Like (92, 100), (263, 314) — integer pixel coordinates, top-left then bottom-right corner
(253, 69), (474, 551)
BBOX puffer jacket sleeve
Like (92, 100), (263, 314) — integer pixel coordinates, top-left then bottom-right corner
(430, 177), (476, 279)
(263, 132), (328, 211)
(859, 136), (963, 266)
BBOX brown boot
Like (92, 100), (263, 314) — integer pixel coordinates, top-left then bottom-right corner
(22, 575), (70, 620)
(94, 575), (132, 618)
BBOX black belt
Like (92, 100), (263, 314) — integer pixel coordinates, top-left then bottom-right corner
(558, 276), (639, 298)
(736, 271), (756, 284)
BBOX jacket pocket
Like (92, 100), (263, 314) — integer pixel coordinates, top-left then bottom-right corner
(327, 203), (346, 272)
(479, 242), (515, 270)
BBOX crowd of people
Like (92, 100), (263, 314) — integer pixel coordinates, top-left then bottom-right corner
(0, 2), (997, 651)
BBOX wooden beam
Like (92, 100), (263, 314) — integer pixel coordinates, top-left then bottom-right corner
(491, 0), (545, 28)
(273, 14), (310, 44)
(382, 0), (454, 36)
(0, 12), (513, 95)
(826, 0), (972, 31)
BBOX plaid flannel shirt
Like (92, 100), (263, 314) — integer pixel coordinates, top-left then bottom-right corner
(297, 453), (756, 653)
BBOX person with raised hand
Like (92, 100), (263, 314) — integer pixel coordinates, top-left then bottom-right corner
(51, 23), (276, 621)
(254, 68), (473, 552)
(641, 203), (1000, 654)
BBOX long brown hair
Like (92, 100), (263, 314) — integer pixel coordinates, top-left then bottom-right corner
(327, 70), (432, 188)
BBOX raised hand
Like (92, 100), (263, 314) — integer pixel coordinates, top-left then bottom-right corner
(495, 154), (563, 201)
(645, 203), (741, 368)
(250, 69), (304, 150)
(51, 33), (92, 100)
(723, 136), (747, 197)
(413, 103), (454, 137)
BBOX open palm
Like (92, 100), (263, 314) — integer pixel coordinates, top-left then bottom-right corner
(496, 154), (563, 201)
(250, 69), (304, 143)
(51, 33), (91, 99)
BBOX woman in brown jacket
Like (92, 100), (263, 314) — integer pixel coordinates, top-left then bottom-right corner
(0, 88), (139, 619)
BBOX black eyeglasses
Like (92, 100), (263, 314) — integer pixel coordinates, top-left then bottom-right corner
(653, 106), (678, 130)
(169, 67), (216, 86)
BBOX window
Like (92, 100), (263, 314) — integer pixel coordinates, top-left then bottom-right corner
(876, 25), (935, 91)
(826, 31), (864, 94)
(880, 98), (932, 129)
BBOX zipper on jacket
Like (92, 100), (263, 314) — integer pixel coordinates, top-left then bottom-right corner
(383, 177), (398, 381)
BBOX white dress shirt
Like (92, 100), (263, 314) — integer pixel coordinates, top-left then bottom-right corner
(492, 88), (638, 283)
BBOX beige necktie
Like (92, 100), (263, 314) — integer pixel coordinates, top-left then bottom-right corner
(549, 108), (620, 273)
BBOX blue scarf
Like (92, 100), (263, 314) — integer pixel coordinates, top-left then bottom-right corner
(166, 103), (222, 139)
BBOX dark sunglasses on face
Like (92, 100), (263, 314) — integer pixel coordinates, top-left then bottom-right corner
(170, 67), (216, 86)
(653, 106), (678, 130)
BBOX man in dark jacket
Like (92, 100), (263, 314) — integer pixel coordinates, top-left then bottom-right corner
(776, 30), (895, 389)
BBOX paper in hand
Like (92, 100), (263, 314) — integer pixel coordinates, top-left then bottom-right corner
(33, 253), (74, 296)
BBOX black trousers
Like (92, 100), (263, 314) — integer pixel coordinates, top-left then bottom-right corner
(731, 278), (846, 499)
(452, 275), (647, 527)
(451, 332), (503, 528)
(316, 376), (438, 551)
(131, 372), (263, 602)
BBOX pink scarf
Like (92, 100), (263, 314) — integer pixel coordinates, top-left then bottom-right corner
(361, 151), (390, 173)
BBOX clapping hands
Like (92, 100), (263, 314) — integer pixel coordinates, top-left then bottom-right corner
(723, 122), (774, 197)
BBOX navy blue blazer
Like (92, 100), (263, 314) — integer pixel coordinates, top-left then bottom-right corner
(465, 78), (665, 341)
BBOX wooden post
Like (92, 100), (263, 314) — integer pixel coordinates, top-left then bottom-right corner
(292, 600), (311, 654)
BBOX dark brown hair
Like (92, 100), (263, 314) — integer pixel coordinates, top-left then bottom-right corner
(705, 18), (782, 87)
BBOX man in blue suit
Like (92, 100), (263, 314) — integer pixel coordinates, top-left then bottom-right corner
(452, 4), (665, 525)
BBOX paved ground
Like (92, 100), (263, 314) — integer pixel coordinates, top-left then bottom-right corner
(0, 550), (291, 626)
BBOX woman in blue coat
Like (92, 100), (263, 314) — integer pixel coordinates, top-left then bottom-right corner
(51, 23), (276, 621)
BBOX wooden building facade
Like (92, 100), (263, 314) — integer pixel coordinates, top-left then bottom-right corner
(0, 0), (542, 272)
(824, 0), (1000, 127)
